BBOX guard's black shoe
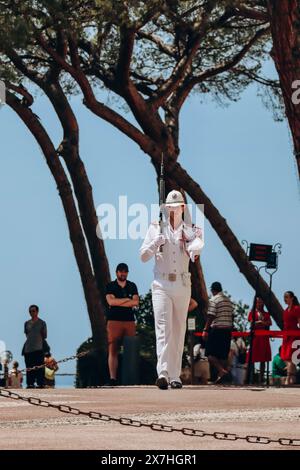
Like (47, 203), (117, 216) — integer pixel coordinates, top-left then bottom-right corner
(170, 381), (183, 389)
(155, 377), (169, 390)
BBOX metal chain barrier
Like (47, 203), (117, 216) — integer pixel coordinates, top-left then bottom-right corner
(0, 388), (299, 447)
(18, 349), (94, 374)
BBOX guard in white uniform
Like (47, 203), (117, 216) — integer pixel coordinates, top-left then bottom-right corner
(140, 190), (204, 389)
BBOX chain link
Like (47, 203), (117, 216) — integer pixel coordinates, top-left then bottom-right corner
(0, 388), (299, 447)
(18, 349), (93, 374)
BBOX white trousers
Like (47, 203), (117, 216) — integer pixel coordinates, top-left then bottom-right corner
(151, 277), (191, 382)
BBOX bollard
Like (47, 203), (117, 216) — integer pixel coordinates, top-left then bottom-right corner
(121, 336), (140, 385)
(4, 361), (9, 388)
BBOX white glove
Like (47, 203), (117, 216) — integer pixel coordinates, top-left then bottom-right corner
(153, 234), (166, 248)
(190, 252), (199, 263)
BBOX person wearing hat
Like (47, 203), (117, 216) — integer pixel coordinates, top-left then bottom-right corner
(105, 263), (139, 386)
(140, 190), (204, 389)
(202, 282), (234, 384)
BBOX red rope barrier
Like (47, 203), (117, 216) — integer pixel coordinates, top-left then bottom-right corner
(194, 330), (300, 338)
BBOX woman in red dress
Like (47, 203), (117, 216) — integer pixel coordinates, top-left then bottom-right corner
(248, 297), (272, 384)
(281, 291), (300, 385)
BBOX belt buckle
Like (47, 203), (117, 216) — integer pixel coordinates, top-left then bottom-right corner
(168, 273), (176, 282)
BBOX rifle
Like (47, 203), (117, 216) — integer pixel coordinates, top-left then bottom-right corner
(159, 152), (165, 252)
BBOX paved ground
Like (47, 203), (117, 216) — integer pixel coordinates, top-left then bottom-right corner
(0, 386), (299, 450)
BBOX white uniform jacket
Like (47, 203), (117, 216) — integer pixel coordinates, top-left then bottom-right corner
(140, 221), (204, 278)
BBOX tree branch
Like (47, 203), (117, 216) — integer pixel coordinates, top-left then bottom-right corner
(151, 1), (235, 109)
(151, 26), (211, 108)
(5, 81), (34, 107)
(5, 48), (45, 87)
(135, 3), (162, 29)
(115, 27), (136, 86)
(34, 31), (157, 154)
(175, 25), (270, 110)
(232, 4), (269, 22)
(232, 66), (280, 88)
(136, 30), (176, 58)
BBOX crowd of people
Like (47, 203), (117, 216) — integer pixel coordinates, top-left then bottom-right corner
(192, 290), (300, 386)
(1, 284), (299, 389)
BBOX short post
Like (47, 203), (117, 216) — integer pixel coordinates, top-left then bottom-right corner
(187, 317), (196, 385)
(121, 336), (140, 385)
(4, 360), (9, 388)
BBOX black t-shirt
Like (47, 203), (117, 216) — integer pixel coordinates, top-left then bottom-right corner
(106, 280), (138, 321)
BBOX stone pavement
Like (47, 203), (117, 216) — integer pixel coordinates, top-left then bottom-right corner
(0, 386), (299, 450)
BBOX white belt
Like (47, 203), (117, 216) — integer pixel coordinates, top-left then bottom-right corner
(156, 272), (191, 285)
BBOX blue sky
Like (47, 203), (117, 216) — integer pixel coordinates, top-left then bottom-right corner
(0, 62), (299, 373)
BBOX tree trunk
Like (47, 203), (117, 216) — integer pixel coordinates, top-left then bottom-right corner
(189, 258), (209, 317)
(7, 92), (108, 345)
(61, 146), (111, 300)
(268, 0), (300, 178)
(44, 82), (111, 301)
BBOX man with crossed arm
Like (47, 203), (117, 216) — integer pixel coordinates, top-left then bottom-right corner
(106, 263), (139, 386)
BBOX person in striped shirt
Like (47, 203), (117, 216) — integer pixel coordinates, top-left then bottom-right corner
(202, 282), (234, 384)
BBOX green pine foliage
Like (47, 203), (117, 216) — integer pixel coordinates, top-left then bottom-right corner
(0, 1), (283, 117)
